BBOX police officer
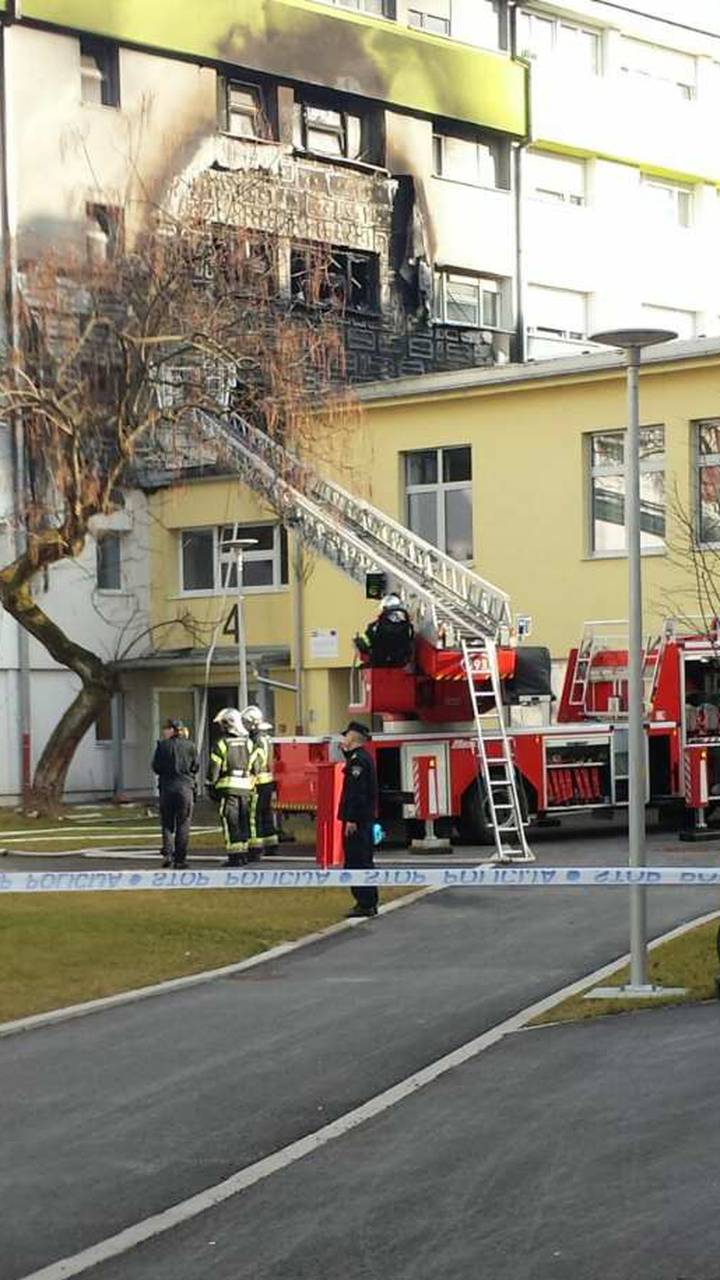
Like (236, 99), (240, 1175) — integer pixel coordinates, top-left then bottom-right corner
(338, 720), (379, 918)
(207, 708), (254, 867)
(354, 594), (414, 668)
(151, 719), (199, 869)
(242, 705), (279, 856)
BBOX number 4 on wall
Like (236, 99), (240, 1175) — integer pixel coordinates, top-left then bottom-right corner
(223, 604), (239, 643)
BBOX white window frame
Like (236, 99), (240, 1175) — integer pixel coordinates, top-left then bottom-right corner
(432, 132), (505, 190)
(588, 426), (666, 557)
(620, 37), (696, 101)
(404, 445), (473, 562)
(315, 0), (393, 16)
(641, 175), (693, 229)
(225, 80), (265, 139)
(526, 150), (586, 207)
(95, 692), (126, 745)
(179, 523), (288, 596)
(518, 11), (601, 74)
(294, 100), (364, 161)
(96, 531), (123, 593)
(408, 4), (451, 37)
(695, 419), (720, 548)
(527, 284), (588, 345)
(434, 271), (501, 329)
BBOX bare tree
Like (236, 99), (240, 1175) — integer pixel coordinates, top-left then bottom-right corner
(0, 173), (357, 810)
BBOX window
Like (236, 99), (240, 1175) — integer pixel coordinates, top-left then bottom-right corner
(695, 420), (720, 545)
(527, 284), (587, 349)
(80, 38), (119, 107)
(435, 271), (500, 328)
(405, 447), (473, 562)
(293, 100), (364, 160)
(86, 204), (123, 263)
(518, 11), (600, 75)
(641, 303), (696, 339)
(224, 81), (266, 139)
(526, 151), (586, 206)
(290, 244), (378, 313)
(96, 533), (122, 592)
(315, 0), (393, 14)
(589, 427), (665, 554)
(180, 524), (289, 593)
(621, 38), (696, 101)
(96, 693), (125, 744)
(408, 1), (450, 36)
(432, 132), (509, 190)
(641, 176), (693, 229)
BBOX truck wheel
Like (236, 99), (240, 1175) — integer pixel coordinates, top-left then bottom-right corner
(460, 776), (528, 846)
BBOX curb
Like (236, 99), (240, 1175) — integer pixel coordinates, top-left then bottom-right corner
(0, 885), (438, 1039)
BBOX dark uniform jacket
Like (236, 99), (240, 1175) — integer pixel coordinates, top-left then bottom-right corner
(207, 734), (253, 795)
(152, 737), (199, 791)
(338, 746), (378, 824)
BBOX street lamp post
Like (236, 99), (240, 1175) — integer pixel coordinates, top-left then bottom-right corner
(221, 537), (258, 711)
(587, 328), (685, 999)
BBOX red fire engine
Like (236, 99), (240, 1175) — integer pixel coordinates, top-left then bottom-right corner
(207, 414), (720, 857)
(274, 617), (720, 848)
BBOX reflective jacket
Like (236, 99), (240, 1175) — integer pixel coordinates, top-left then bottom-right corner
(249, 732), (274, 785)
(207, 734), (253, 794)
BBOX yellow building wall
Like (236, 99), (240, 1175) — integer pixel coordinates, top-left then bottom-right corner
(144, 354), (720, 733)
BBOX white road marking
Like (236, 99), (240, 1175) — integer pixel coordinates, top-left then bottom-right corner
(16, 908), (720, 1280)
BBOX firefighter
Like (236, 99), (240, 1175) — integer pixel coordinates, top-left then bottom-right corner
(338, 720), (379, 918)
(242, 704), (279, 856)
(353, 593), (414, 668)
(207, 708), (254, 867)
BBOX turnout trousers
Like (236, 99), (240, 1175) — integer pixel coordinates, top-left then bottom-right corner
(218, 793), (252, 865)
(250, 781), (278, 853)
(343, 822), (378, 912)
(159, 785), (194, 866)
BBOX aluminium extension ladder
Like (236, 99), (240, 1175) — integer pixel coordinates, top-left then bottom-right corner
(461, 636), (533, 863)
(195, 410), (532, 861)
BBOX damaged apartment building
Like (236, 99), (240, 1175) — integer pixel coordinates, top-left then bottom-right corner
(0, 0), (528, 382)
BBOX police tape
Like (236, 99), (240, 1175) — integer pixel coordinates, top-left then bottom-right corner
(1, 866), (720, 893)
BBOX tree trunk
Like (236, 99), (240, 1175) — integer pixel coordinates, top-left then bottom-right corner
(30, 678), (116, 813)
(0, 575), (117, 813)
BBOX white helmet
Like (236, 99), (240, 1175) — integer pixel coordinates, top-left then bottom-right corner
(213, 707), (247, 736)
(381, 593), (403, 612)
(242, 704), (273, 732)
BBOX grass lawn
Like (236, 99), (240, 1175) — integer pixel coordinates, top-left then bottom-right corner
(0, 888), (409, 1023)
(531, 916), (720, 1025)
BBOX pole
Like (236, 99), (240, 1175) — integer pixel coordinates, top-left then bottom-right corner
(236, 546), (248, 711)
(625, 347), (649, 989)
(292, 540), (305, 734)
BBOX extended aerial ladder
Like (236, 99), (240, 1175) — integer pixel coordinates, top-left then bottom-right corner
(197, 411), (533, 862)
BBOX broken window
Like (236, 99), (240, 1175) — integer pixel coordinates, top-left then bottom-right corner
(80, 38), (120, 107)
(290, 244), (379, 313)
(293, 100), (364, 161)
(86, 204), (123, 263)
(435, 271), (501, 328)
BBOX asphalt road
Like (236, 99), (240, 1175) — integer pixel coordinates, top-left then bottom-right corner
(89, 1003), (720, 1280)
(2, 827), (720, 1279)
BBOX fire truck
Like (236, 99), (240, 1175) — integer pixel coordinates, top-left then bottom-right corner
(206, 413), (720, 860)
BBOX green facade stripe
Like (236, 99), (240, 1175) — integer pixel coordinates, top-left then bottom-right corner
(17, 0), (527, 135)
